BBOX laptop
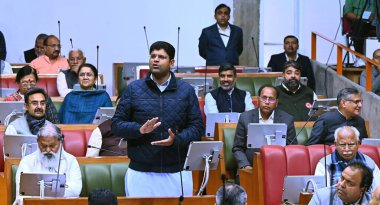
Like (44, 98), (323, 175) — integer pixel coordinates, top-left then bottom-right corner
(361, 138), (380, 146)
(4, 134), (38, 157)
(282, 175), (326, 204)
(20, 173), (66, 197)
(0, 101), (24, 124)
(205, 112), (240, 137)
(247, 123), (287, 148)
(92, 107), (115, 124)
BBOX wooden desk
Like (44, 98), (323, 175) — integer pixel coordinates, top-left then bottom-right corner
(343, 67), (364, 84)
(23, 196), (216, 205)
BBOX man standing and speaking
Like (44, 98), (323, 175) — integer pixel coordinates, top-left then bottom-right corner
(112, 41), (203, 197)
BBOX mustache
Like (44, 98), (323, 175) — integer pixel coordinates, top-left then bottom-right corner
(34, 108), (44, 112)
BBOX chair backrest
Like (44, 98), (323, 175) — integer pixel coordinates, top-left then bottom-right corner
(260, 145), (333, 205)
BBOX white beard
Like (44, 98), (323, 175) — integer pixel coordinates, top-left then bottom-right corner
(38, 148), (61, 173)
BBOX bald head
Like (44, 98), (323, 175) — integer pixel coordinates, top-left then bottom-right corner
(68, 49), (86, 72)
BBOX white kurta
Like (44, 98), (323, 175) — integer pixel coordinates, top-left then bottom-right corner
(14, 148), (82, 203)
(125, 168), (193, 197)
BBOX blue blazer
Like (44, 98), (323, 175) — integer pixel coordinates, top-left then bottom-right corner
(198, 23), (243, 66)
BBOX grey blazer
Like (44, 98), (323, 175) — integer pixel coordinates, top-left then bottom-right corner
(232, 108), (297, 168)
(308, 186), (371, 205)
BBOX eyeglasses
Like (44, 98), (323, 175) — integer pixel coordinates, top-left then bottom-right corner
(68, 57), (84, 62)
(337, 143), (357, 149)
(79, 72), (94, 77)
(259, 96), (277, 104)
(20, 80), (36, 87)
(346, 99), (363, 105)
(150, 54), (167, 60)
(47, 44), (61, 48)
(29, 101), (46, 107)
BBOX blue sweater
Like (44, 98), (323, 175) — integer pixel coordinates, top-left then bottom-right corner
(59, 90), (112, 124)
(111, 72), (204, 172)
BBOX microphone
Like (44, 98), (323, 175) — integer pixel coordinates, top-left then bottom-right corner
(143, 26), (150, 54)
(87, 145), (128, 156)
(70, 38), (73, 48)
(58, 21), (61, 40)
(54, 134), (64, 197)
(221, 174), (226, 205)
(96, 45), (99, 89)
(177, 136), (184, 205)
(291, 108), (318, 145)
(251, 37), (259, 66)
(176, 27), (180, 73)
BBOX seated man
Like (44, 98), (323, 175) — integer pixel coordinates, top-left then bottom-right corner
(5, 87), (52, 135)
(23, 33), (48, 63)
(267, 35), (315, 90)
(315, 126), (380, 190)
(276, 61), (316, 121)
(14, 122), (82, 204)
(370, 187), (380, 205)
(306, 87), (368, 145)
(4, 66), (60, 123)
(57, 49), (86, 97)
(86, 97), (127, 157)
(232, 84), (297, 169)
(215, 183), (247, 205)
(360, 49), (380, 88)
(204, 64), (254, 114)
(30, 35), (69, 74)
(309, 161), (373, 205)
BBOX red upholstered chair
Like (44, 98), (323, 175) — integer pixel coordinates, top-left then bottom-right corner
(307, 144), (333, 173)
(62, 130), (88, 157)
(285, 145), (312, 175)
(359, 145), (380, 167)
(261, 145), (287, 205)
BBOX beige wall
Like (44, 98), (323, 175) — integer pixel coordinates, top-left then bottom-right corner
(234, 0), (260, 66)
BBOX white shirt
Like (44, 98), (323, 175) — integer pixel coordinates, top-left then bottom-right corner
(57, 71), (72, 97)
(315, 153), (380, 190)
(217, 24), (231, 47)
(285, 52), (299, 61)
(86, 127), (102, 157)
(204, 89), (255, 115)
(258, 109), (274, 124)
(14, 148), (82, 202)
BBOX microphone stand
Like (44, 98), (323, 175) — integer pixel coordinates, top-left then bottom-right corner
(143, 26), (150, 55)
(251, 37), (259, 66)
(58, 21), (61, 40)
(96, 45), (99, 89)
(221, 174), (226, 205)
(87, 145), (127, 156)
(176, 27), (180, 73)
(177, 139), (184, 205)
(54, 135), (64, 197)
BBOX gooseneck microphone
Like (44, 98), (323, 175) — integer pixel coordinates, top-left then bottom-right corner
(58, 21), (61, 40)
(96, 45), (99, 89)
(69, 38), (73, 48)
(54, 134), (64, 197)
(143, 26), (150, 54)
(87, 145), (127, 156)
(251, 36), (259, 66)
(176, 27), (180, 73)
(291, 108), (317, 145)
(221, 174), (226, 205)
